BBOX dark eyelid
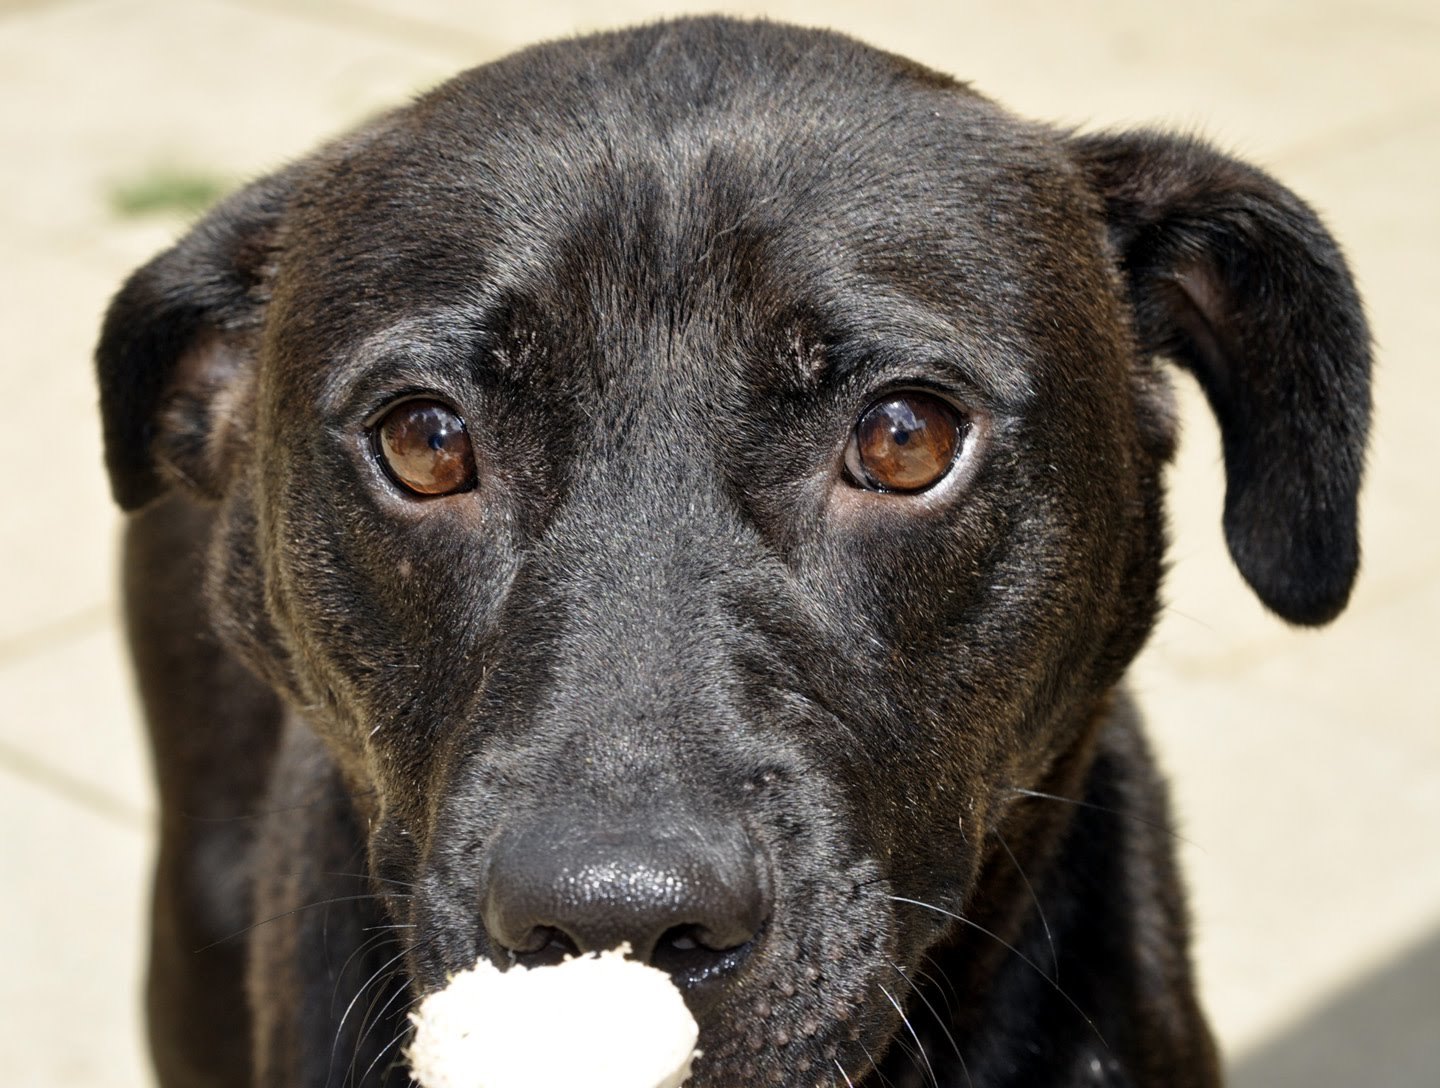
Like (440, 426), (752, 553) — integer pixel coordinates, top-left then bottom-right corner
(818, 353), (1002, 425)
(317, 308), (502, 427)
(360, 387), (461, 428)
(800, 292), (1033, 412)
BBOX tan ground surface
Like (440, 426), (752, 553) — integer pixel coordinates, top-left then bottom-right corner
(2, 1), (1435, 1085)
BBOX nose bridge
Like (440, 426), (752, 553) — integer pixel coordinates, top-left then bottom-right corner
(536, 423), (755, 742)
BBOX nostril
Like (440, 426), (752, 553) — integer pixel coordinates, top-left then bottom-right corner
(503, 926), (581, 967)
(650, 923), (760, 986)
(659, 923), (745, 955)
(663, 926), (704, 954)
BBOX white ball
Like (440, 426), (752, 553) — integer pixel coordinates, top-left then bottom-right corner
(407, 946), (700, 1088)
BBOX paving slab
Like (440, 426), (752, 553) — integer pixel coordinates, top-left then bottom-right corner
(0, 247), (132, 645)
(1138, 583), (1440, 1051)
(0, 0), (460, 250)
(0, 618), (152, 822)
(0, 772), (151, 1088)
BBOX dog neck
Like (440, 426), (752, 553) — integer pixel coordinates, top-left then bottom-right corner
(875, 690), (1219, 1086)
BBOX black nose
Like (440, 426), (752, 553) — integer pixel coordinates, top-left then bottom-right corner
(482, 816), (769, 983)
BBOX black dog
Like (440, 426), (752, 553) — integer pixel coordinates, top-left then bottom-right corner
(97, 17), (1370, 1088)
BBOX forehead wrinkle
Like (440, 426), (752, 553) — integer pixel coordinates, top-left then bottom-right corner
(846, 284), (1036, 406)
(307, 102), (1052, 421)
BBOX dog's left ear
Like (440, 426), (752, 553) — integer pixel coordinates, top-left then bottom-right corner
(1071, 131), (1372, 626)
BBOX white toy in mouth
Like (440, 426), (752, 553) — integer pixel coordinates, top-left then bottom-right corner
(407, 945), (700, 1088)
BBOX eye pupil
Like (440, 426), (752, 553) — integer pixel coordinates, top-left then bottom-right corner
(375, 399), (476, 496)
(849, 394), (962, 493)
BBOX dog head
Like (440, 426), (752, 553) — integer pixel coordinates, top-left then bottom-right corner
(97, 18), (1368, 1084)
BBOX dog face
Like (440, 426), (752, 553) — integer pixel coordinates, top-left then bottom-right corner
(98, 18), (1368, 1085)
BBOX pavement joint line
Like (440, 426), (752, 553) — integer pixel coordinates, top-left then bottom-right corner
(0, 736), (150, 830)
(0, 600), (115, 665)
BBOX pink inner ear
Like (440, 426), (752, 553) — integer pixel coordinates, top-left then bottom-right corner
(172, 329), (252, 394)
(1174, 265), (1228, 328)
(1167, 263), (1234, 396)
(154, 331), (257, 500)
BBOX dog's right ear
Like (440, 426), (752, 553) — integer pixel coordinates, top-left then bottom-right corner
(96, 169), (297, 511)
(1070, 131), (1371, 627)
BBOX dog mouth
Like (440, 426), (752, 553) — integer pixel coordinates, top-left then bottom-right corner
(386, 845), (907, 1088)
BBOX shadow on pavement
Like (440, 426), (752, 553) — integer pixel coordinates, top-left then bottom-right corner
(1229, 922), (1440, 1088)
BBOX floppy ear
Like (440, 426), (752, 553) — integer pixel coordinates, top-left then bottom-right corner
(95, 168), (297, 511)
(1071, 131), (1371, 626)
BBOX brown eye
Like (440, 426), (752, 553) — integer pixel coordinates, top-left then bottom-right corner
(375, 399), (476, 496)
(845, 393), (964, 493)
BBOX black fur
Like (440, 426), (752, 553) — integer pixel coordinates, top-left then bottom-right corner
(97, 18), (1369, 1088)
